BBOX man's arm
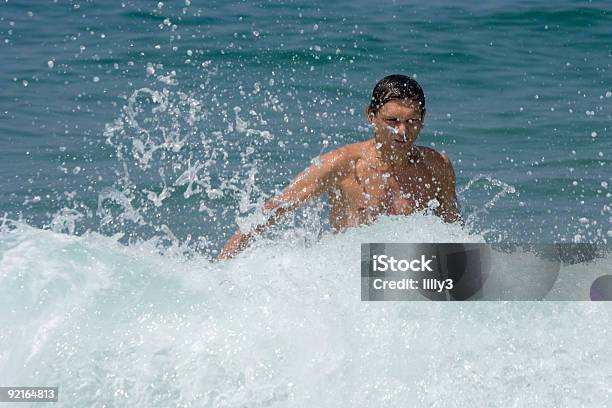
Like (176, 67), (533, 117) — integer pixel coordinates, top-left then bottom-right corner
(433, 153), (462, 224)
(217, 147), (350, 260)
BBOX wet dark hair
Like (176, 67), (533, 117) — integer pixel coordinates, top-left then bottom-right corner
(368, 74), (425, 116)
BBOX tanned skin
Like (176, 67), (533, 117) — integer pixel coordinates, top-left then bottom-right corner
(218, 98), (460, 260)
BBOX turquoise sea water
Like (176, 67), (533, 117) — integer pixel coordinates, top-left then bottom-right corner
(1, 1), (611, 406)
(1, 0), (610, 248)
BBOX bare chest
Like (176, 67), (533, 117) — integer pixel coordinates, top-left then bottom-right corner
(336, 159), (438, 218)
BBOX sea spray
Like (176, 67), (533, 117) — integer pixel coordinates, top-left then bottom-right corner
(1, 218), (611, 406)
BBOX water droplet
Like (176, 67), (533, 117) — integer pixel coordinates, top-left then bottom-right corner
(47, 60), (54, 68)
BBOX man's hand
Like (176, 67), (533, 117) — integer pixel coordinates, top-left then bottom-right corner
(217, 230), (252, 260)
(432, 152), (462, 224)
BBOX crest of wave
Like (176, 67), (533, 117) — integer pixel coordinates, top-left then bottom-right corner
(1, 216), (610, 407)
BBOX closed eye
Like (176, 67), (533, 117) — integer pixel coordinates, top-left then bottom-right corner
(384, 118), (420, 125)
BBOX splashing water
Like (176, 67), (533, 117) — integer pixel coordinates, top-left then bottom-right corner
(2, 1), (612, 405)
(458, 174), (517, 237)
(1, 217), (611, 407)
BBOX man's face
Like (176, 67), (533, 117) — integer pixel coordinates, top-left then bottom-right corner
(368, 99), (424, 151)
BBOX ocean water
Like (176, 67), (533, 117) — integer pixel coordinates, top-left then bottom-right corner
(1, 0), (611, 406)
(2, 218), (611, 406)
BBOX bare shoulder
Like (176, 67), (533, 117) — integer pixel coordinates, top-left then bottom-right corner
(318, 140), (368, 173)
(416, 145), (450, 164)
(329, 140), (369, 159)
(417, 146), (455, 179)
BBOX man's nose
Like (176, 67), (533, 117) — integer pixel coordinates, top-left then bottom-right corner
(397, 122), (407, 135)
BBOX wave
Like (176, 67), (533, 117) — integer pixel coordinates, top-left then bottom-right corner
(1, 216), (610, 406)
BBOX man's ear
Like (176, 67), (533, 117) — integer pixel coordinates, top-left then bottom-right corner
(366, 106), (375, 124)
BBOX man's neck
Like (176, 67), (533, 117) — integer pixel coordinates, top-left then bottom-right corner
(373, 142), (421, 171)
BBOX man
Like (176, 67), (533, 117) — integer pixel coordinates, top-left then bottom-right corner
(218, 74), (461, 259)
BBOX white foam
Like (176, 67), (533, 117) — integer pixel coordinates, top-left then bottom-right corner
(0, 217), (610, 406)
